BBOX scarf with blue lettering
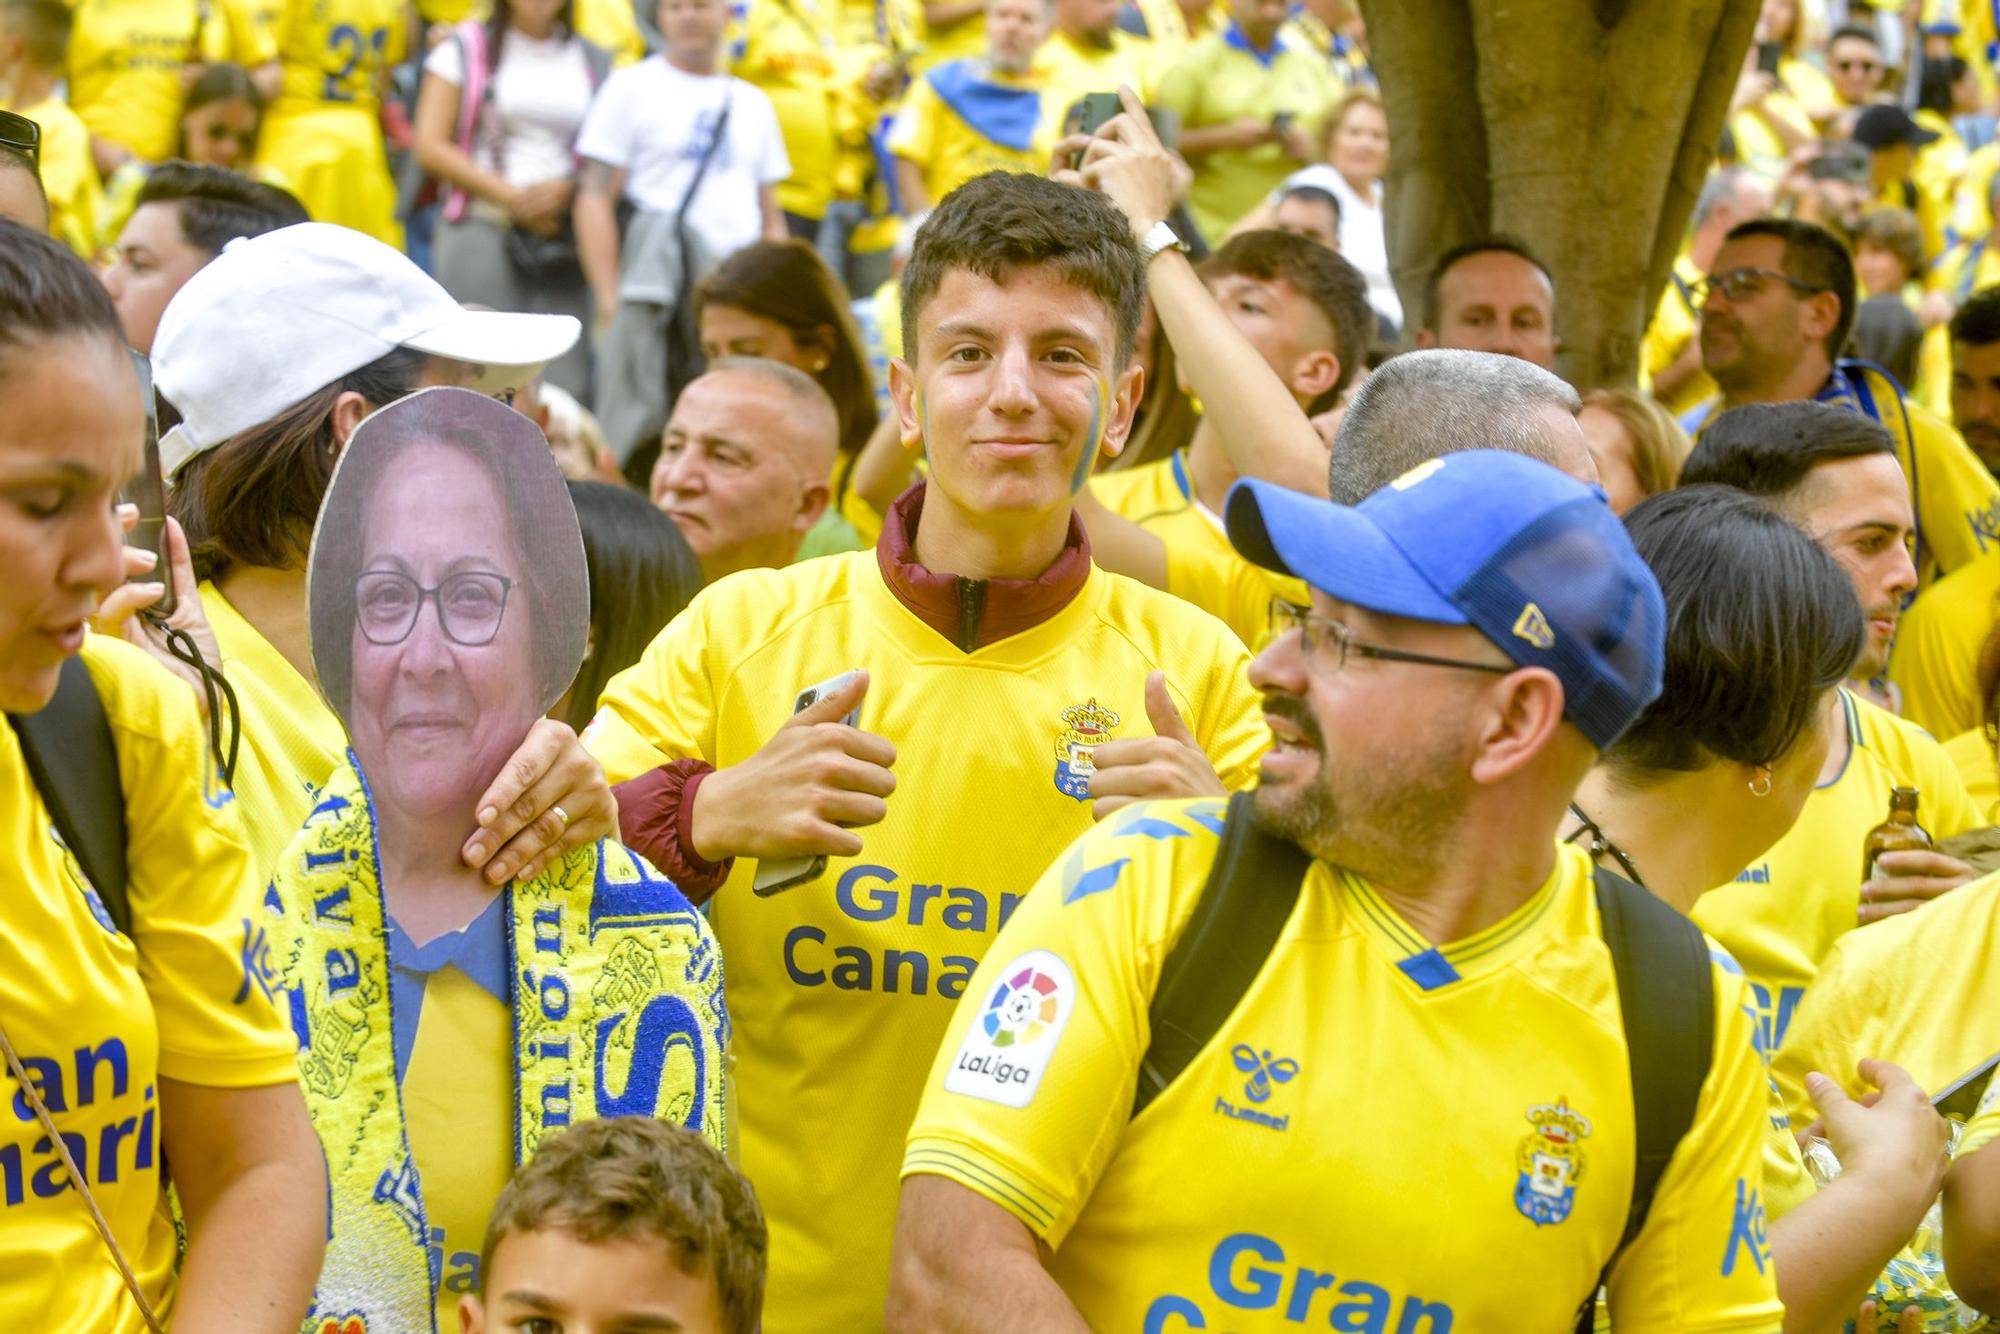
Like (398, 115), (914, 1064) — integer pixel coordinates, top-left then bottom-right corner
(270, 755), (729, 1334)
(927, 58), (1043, 152)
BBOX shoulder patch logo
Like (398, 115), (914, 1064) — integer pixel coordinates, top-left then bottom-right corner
(943, 950), (1076, 1107)
(1512, 602), (1555, 650)
(1053, 699), (1120, 800)
(1514, 1098), (1590, 1226)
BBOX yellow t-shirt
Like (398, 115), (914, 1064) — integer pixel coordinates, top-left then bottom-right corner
(1154, 26), (1336, 243)
(67, 0), (277, 163)
(584, 549), (1266, 1333)
(1729, 91), (1815, 183)
(1889, 549), (2000, 741)
(1641, 253), (1714, 418)
(202, 582), (349, 882)
(902, 803), (1785, 1330)
(573, 0), (647, 64)
(255, 0), (405, 245)
(1915, 234), (2000, 417)
(1089, 448), (1309, 648)
(1036, 27), (1157, 129)
(1943, 727), (1999, 823)
(1773, 869), (2000, 1130)
(1953, 142), (2000, 246)
(731, 0), (842, 221)
(0, 637), (300, 1333)
(886, 61), (1054, 209)
(906, 0), (982, 73)
(7, 94), (102, 260)
(1692, 689), (1981, 1059)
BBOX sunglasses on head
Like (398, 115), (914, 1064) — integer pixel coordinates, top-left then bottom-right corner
(0, 110), (40, 169)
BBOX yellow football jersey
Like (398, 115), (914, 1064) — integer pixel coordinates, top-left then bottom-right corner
(1942, 727), (1998, 823)
(201, 582), (349, 882)
(1153, 27), (1336, 243)
(731, 0), (841, 221)
(1089, 448), (1308, 648)
(585, 550), (1266, 1333)
(1773, 869), (2000, 1130)
(886, 62), (1054, 209)
(0, 637), (299, 1333)
(8, 95), (102, 260)
(1640, 253), (1714, 418)
(256, 0), (404, 244)
(902, 802), (1785, 1331)
(66, 0), (276, 163)
(1036, 26), (1156, 127)
(1891, 551), (2000, 742)
(1692, 690), (1980, 1059)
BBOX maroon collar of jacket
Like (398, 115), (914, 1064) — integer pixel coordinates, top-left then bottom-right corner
(875, 480), (1092, 652)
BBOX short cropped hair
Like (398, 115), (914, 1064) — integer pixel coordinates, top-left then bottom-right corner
(1829, 21), (1879, 49)
(480, 1118), (767, 1334)
(1327, 348), (1580, 504)
(1421, 235), (1552, 332)
(0, 0), (70, 68)
(1278, 183), (1342, 225)
(1609, 485), (1863, 777)
(1201, 229), (1373, 402)
(1680, 400), (1894, 515)
(136, 161), (308, 259)
(1579, 388), (1691, 500)
(1723, 217), (1857, 359)
(1854, 207), (1925, 282)
(901, 172), (1146, 367)
(1950, 285), (2000, 348)
(0, 218), (122, 378)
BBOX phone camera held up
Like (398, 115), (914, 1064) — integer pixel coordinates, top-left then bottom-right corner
(122, 351), (175, 620)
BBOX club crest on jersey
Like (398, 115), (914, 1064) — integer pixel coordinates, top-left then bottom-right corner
(1514, 1099), (1591, 1226)
(1052, 699), (1120, 800)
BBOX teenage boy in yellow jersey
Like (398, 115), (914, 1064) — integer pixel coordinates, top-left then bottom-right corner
(0, 0), (100, 259)
(1642, 167), (1770, 419)
(584, 171), (1267, 1332)
(66, 0), (277, 174)
(890, 450), (1785, 1332)
(254, 0), (405, 246)
(1679, 402), (1982, 1061)
(888, 0), (1054, 215)
(731, 0), (845, 238)
(1690, 218), (2000, 587)
(1077, 227), (1371, 646)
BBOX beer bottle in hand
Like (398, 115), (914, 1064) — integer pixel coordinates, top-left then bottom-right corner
(1862, 786), (1931, 882)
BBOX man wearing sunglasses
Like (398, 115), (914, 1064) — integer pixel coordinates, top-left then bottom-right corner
(890, 449), (1785, 1331)
(1690, 216), (2000, 587)
(1827, 23), (1885, 115)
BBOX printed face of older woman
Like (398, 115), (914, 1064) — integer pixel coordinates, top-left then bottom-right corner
(347, 440), (542, 821)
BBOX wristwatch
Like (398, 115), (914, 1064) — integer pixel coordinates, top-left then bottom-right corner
(1138, 219), (1189, 266)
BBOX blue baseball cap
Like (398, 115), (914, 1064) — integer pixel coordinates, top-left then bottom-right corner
(1225, 450), (1666, 751)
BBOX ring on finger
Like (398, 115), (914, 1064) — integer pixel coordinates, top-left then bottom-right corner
(552, 805), (571, 830)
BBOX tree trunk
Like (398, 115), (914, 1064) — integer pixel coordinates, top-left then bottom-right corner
(1363, 0), (1759, 389)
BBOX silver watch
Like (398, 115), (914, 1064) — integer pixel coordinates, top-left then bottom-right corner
(1138, 219), (1189, 266)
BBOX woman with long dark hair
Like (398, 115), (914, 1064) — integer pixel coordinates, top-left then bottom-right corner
(413, 0), (604, 397)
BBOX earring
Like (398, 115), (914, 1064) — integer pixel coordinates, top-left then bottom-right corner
(1748, 770), (1772, 797)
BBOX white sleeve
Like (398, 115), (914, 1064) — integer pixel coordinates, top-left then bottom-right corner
(422, 32), (466, 85)
(574, 67), (636, 167)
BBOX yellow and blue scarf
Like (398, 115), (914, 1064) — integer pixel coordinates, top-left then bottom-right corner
(270, 755), (729, 1334)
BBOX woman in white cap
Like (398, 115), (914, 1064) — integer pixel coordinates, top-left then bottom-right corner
(102, 222), (612, 897)
(0, 220), (327, 1332)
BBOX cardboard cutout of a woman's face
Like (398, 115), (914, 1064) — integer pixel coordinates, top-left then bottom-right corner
(307, 387), (589, 824)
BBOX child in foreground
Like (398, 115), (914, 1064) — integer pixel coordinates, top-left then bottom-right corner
(461, 1117), (768, 1334)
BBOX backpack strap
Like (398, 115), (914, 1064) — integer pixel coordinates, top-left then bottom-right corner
(1133, 790), (1309, 1118)
(6, 655), (131, 938)
(1572, 864), (1714, 1331)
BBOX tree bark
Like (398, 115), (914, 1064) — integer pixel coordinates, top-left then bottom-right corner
(1363, 0), (1759, 389)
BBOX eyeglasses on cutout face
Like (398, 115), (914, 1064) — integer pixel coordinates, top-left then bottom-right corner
(1693, 267), (1827, 307)
(1268, 598), (1512, 677)
(356, 570), (514, 647)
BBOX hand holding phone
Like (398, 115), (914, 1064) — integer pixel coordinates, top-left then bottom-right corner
(740, 670), (896, 895)
(122, 351), (174, 618)
(1069, 91), (1124, 169)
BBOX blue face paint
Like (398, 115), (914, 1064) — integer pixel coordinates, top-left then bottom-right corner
(1071, 377), (1107, 494)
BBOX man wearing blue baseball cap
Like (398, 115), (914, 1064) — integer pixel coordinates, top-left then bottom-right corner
(888, 450), (1786, 1332)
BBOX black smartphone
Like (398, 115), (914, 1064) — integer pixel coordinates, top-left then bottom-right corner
(122, 351), (174, 619)
(1932, 1050), (2000, 1122)
(1271, 109), (1297, 132)
(751, 670), (863, 896)
(1078, 90), (1123, 137)
(1756, 40), (1783, 77)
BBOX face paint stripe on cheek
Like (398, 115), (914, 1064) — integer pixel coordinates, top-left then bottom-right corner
(1070, 375), (1106, 495)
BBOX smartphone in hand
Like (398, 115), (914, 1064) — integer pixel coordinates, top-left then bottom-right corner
(122, 351), (174, 618)
(751, 670), (863, 896)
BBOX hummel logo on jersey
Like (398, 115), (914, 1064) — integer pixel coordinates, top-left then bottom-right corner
(1231, 1044), (1299, 1104)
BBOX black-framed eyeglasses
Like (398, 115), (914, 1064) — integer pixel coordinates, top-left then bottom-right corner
(1269, 599), (1513, 677)
(356, 570), (514, 646)
(1693, 267), (1827, 307)
(0, 110), (40, 169)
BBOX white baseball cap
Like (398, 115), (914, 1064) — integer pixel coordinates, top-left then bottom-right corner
(152, 222), (581, 480)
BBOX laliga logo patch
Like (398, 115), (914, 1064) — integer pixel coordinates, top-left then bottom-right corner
(1512, 602), (1555, 650)
(1389, 457), (1445, 490)
(1514, 1099), (1591, 1226)
(1053, 699), (1120, 801)
(944, 950), (1076, 1107)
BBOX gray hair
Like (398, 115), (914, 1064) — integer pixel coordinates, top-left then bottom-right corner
(1692, 167), (1746, 229)
(1327, 349), (1583, 504)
